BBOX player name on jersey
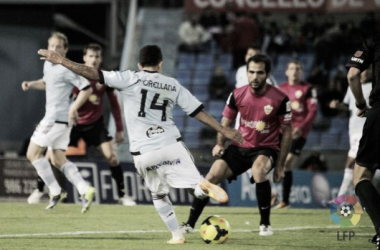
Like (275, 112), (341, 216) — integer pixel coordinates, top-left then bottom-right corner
(138, 79), (177, 92)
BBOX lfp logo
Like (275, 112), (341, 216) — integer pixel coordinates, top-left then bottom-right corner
(329, 195), (363, 227)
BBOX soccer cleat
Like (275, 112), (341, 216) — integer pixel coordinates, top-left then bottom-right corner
(369, 234), (380, 250)
(119, 196), (136, 206)
(28, 189), (44, 204)
(167, 237), (185, 244)
(81, 187), (95, 213)
(45, 191), (67, 210)
(259, 225), (273, 236)
(199, 179), (228, 203)
(179, 222), (194, 234)
(275, 201), (290, 209)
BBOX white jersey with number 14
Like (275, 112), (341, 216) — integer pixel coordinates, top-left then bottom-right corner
(101, 70), (202, 154)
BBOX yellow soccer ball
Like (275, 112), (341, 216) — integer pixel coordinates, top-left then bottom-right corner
(200, 215), (231, 244)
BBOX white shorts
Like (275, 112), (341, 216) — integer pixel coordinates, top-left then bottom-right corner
(348, 132), (362, 158)
(133, 141), (203, 195)
(31, 120), (71, 150)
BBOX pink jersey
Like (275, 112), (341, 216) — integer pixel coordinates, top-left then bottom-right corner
(278, 82), (317, 138)
(73, 81), (124, 132)
(223, 84), (291, 151)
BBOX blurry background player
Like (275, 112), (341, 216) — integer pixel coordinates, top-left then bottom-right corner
(38, 44), (243, 244)
(180, 55), (292, 236)
(27, 43), (136, 206)
(329, 67), (372, 198)
(346, 34), (380, 249)
(21, 32), (95, 213)
(274, 60), (317, 209)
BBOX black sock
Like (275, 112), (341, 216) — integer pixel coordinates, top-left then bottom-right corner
(256, 180), (271, 225)
(110, 165), (125, 197)
(355, 180), (380, 232)
(186, 197), (209, 228)
(37, 176), (45, 192)
(282, 171), (293, 204)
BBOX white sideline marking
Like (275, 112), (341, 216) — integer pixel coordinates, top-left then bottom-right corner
(0, 225), (355, 238)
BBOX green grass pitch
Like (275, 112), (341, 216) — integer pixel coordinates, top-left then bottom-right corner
(0, 203), (375, 249)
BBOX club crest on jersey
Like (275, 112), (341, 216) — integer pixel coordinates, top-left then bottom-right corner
(354, 51), (363, 57)
(295, 90), (303, 99)
(95, 82), (103, 90)
(264, 105), (273, 115)
(146, 125), (165, 138)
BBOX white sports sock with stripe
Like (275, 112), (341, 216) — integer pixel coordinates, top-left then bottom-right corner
(61, 161), (88, 195)
(32, 158), (61, 196)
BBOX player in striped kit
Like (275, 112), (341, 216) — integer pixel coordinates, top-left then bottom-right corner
(21, 32), (95, 213)
(38, 44), (243, 244)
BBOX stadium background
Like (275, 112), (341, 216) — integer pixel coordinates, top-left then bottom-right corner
(1, 0), (380, 207)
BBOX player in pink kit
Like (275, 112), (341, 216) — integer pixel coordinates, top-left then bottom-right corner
(180, 54), (292, 236)
(275, 60), (317, 208)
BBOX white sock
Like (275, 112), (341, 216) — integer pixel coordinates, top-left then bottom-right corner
(152, 194), (180, 234)
(32, 158), (61, 196)
(61, 161), (88, 195)
(194, 181), (207, 199)
(338, 168), (353, 197)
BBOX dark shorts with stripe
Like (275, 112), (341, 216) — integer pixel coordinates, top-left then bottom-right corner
(356, 105), (380, 171)
(69, 117), (113, 147)
(221, 145), (278, 182)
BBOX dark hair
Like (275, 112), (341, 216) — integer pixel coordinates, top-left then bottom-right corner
(83, 43), (102, 55)
(246, 54), (271, 73)
(139, 45), (163, 67)
(247, 44), (261, 52)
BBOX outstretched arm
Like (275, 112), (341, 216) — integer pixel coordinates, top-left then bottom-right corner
(68, 87), (92, 126)
(21, 79), (46, 91)
(347, 67), (369, 117)
(194, 110), (243, 144)
(38, 49), (100, 81)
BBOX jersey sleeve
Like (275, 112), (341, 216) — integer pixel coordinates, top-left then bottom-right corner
(99, 70), (135, 89)
(346, 37), (373, 72)
(299, 87), (318, 131)
(68, 71), (90, 90)
(176, 85), (204, 117)
(222, 92), (238, 120)
(277, 96), (292, 125)
(106, 88), (124, 132)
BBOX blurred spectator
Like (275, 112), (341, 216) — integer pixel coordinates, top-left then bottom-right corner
(230, 12), (260, 69)
(299, 152), (328, 172)
(208, 66), (232, 100)
(178, 15), (210, 53)
(301, 14), (319, 52)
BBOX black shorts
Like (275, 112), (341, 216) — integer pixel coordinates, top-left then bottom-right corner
(356, 105), (380, 171)
(290, 137), (306, 156)
(69, 117), (113, 147)
(221, 145), (278, 183)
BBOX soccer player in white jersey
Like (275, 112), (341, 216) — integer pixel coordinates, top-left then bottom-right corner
(329, 67), (372, 198)
(22, 32), (95, 213)
(38, 45), (244, 244)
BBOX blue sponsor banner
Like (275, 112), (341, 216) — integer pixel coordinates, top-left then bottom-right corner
(227, 170), (346, 208)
